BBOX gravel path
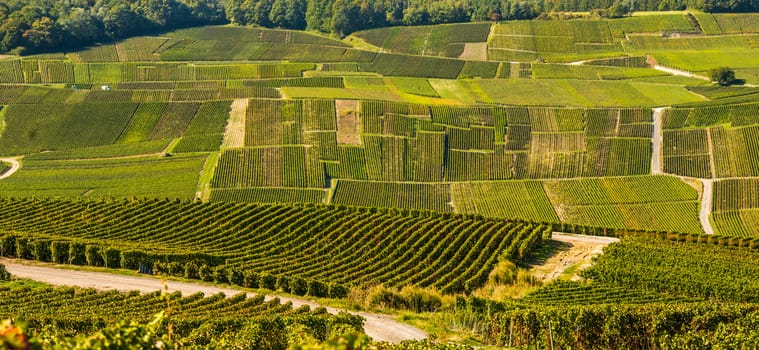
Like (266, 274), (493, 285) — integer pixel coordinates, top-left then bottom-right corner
(699, 179), (716, 235)
(651, 107), (666, 175)
(0, 157), (21, 180)
(1, 259), (427, 343)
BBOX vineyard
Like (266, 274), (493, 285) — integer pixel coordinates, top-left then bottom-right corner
(0, 198), (551, 295)
(662, 103), (759, 178)
(1, 11), (759, 347)
(582, 234), (759, 302)
(711, 179), (759, 237)
(542, 176), (703, 234)
(0, 280), (363, 347)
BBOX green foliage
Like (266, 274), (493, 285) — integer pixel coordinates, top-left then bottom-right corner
(0, 155), (207, 200)
(582, 235), (759, 302)
(0, 264), (10, 281)
(710, 66), (737, 86)
(0, 197), (551, 294)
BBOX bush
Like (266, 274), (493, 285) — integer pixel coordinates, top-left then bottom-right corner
(259, 272), (277, 290)
(243, 270), (260, 288)
(184, 261), (199, 279)
(307, 280), (328, 298)
(213, 266), (228, 283)
(168, 262), (183, 276)
(69, 242), (86, 265)
(329, 284), (349, 299)
(102, 248), (121, 268)
(50, 241), (70, 264)
(32, 240), (51, 262)
(0, 235), (17, 257)
(276, 275), (289, 292)
(15, 238), (33, 260)
(152, 261), (168, 275)
(120, 250), (148, 270)
(368, 287), (406, 309)
(85, 245), (103, 266)
(227, 268), (244, 286)
(290, 276), (308, 296)
(399, 286), (442, 313)
(198, 264), (214, 282)
(0, 264), (10, 280)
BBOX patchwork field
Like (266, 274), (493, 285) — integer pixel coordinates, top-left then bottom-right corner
(2, 13), (759, 348)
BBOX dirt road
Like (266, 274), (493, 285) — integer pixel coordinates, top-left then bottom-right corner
(0, 157), (20, 180)
(531, 233), (619, 282)
(1, 259), (426, 343)
(699, 179), (716, 235)
(651, 108), (666, 175)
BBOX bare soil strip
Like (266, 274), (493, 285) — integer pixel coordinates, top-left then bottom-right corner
(651, 107), (666, 175)
(335, 100), (362, 145)
(531, 233), (619, 282)
(0, 157), (21, 180)
(222, 99), (248, 149)
(1, 259), (426, 343)
(459, 42), (488, 61)
(699, 179), (716, 235)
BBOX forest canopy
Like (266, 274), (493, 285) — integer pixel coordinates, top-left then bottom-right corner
(1, 0), (758, 54)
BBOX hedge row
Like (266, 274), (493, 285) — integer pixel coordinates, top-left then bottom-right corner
(0, 233), (348, 299)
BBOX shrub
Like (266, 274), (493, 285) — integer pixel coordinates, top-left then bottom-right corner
(259, 272), (277, 290)
(368, 286), (406, 309)
(102, 248), (121, 268)
(307, 280), (328, 298)
(243, 270), (259, 288)
(290, 276), (308, 296)
(15, 238), (33, 260)
(168, 262), (183, 276)
(50, 241), (70, 264)
(120, 250), (148, 270)
(276, 275), (289, 292)
(152, 261), (168, 275)
(184, 261), (199, 279)
(85, 245), (104, 266)
(399, 286), (442, 313)
(0, 264), (10, 281)
(32, 240), (51, 262)
(0, 235), (17, 257)
(213, 266), (228, 283)
(198, 264), (214, 282)
(329, 283), (349, 299)
(69, 242), (86, 265)
(227, 268), (243, 286)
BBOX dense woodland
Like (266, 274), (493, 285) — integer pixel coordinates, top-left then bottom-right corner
(0, 0), (758, 54)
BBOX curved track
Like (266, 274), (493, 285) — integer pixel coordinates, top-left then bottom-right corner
(0, 157), (20, 180)
(1, 259), (427, 343)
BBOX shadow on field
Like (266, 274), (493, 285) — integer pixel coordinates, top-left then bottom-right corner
(521, 240), (572, 268)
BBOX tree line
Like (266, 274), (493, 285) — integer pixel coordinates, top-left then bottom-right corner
(2, 0), (758, 55)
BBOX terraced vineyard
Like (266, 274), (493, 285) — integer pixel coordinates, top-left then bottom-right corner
(0, 198), (550, 294)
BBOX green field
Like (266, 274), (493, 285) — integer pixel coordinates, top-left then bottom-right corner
(0, 155), (206, 199)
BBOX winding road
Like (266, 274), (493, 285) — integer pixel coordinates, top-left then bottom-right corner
(699, 179), (716, 235)
(1, 259), (427, 343)
(0, 157), (20, 180)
